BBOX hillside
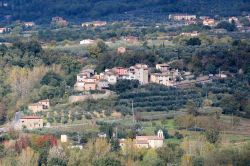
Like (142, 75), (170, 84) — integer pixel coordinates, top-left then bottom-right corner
(0, 0), (249, 24)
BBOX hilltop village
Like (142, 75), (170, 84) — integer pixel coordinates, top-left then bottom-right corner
(0, 3), (250, 165)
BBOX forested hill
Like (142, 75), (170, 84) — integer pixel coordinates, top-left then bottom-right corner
(0, 0), (249, 24)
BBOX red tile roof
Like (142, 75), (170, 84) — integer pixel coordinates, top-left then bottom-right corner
(136, 136), (163, 140)
(135, 140), (148, 144)
(21, 116), (42, 119)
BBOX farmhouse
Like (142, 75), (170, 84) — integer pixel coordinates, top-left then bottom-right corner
(28, 103), (44, 113)
(80, 39), (95, 45)
(203, 18), (216, 26)
(119, 130), (164, 149)
(28, 99), (50, 113)
(14, 116), (43, 130)
(84, 82), (97, 91)
(82, 21), (107, 27)
(151, 73), (175, 86)
(117, 47), (126, 54)
(102, 71), (117, 85)
(181, 31), (199, 37)
(24, 22), (35, 27)
(51, 16), (68, 27)
(0, 27), (8, 34)
(169, 14), (196, 21)
(156, 63), (170, 72)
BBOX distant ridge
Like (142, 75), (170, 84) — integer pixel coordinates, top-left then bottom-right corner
(0, 0), (249, 24)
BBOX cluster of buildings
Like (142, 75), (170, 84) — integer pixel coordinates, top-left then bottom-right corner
(11, 99), (50, 130)
(228, 16), (243, 28)
(74, 69), (104, 91)
(169, 14), (217, 26)
(0, 22), (34, 34)
(151, 64), (180, 86)
(81, 21), (107, 27)
(168, 14), (250, 29)
(180, 31), (199, 37)
(0, 27), (10, 34)
(23, 22), (35, 28)
(119, 130), (164, 149)
(169, 14), (197, 21)
(169, 14), (197, 25)
(74, 64), (149, 92)
(74, 64), (181, 92)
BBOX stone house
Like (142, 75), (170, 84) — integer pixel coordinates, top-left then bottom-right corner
(133, 64), (149, 85)
(84, 82), (97, 91)
(82, 21), (107, 27)
(203, 19), (216, 26)
(117, 47), (126, 54)
(169, 14), (196, 21)
(14, 116), (43, 130)
(28, 99), (50, 113)
(151, 73), (175, 86)
(119, 130), (164, 149)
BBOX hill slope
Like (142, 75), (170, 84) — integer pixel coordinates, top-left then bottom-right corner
(0, 0), (249, 24)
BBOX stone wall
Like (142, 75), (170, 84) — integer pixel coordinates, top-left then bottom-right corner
(69, 90), (115, 103)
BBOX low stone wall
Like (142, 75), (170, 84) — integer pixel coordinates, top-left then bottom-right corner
(69, 90), (115, 103)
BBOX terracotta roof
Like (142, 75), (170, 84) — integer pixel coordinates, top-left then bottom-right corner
(136, 136), (163, 140)
(21, 116), (42, 119)
(135, 140), (149, 144)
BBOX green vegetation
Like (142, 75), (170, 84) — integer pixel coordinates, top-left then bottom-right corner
(1, 0), (249, 24)
(117, 84), (202, 112)
(0, 2), (250, 165)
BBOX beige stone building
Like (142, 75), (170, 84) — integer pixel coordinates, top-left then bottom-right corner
(84, 82), (97, 91)
(39, 99), (50, 108)
(133, 64), (149, 85)
(120, 130), (164, 149)
(169, 14), (196, 21)
(82, 21), (107, 27)
(181, 31), (199, 37)
(28, 103), (44, 113)
(117, 47), (126, 54)
(15, 116), (43, 130)
(156, 63), (170, 72)
(151, 73), (175, 86)
(28, 99), (50, 113)
(74, 69), (99, 91)
(203, 19), (216, 26)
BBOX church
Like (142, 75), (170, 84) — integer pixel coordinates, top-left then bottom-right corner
(119, 130), (164, 149)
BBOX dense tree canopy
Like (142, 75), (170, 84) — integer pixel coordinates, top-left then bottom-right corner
(1, 0), (249, 24)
